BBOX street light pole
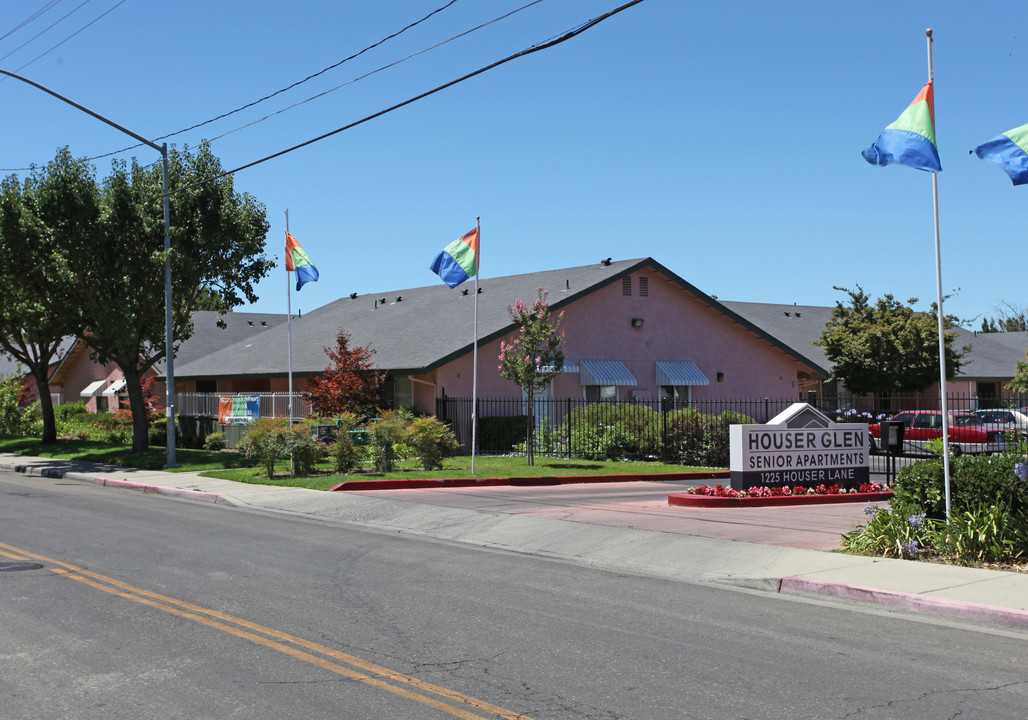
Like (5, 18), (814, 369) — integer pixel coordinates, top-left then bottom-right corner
(1, 68), (177, 468)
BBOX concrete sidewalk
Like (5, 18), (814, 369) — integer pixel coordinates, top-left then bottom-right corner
(3, 452), (1027, 629)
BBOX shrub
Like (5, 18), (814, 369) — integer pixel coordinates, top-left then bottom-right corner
(478, 415), (528, 453)
(329, 435), (366, 473)
(406, 416), (457, 470)
(280, 427), (326, 477)
(560, 403), (655, 461)
(238, 419), (289, 479)
(894, 455), (1028, 520)
(367, 411), (409, 472)
(846, 455), (1028, 563)
(658, 409), (751, 467)
(203, 432), (227, 451)
(0, 375), (37, 436)
(934, 502), (1026, 563)
(841, 502), (936, 558)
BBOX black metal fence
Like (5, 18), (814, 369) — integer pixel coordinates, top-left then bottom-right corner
(436, 392), (1028, 462)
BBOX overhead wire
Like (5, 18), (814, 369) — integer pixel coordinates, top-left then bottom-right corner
(0, 0), (66, 44)
(200, 0), (547, 147)
(0, 0), (93, 65)
(58, 0), (476, 163)
(0, 0), (130, 75)
(0, 0), (548, 172)
(178, 0), (647, 192)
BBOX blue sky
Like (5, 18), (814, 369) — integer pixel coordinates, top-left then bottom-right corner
(1, 0), (1026, 328)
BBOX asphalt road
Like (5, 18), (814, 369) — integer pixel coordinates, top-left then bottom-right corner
(2, 470), (1026, 719)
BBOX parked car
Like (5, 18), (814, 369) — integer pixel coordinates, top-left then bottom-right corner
(867, 410), (1008, 456)
(973, 409), (1028, 440)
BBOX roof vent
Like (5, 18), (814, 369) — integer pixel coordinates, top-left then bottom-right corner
(462, 289), (469, 296)
(601, 257), (612, 266)
(784, 311), (791, 317)
(261, 321), (267, 326)
(381, 298), (386, 304)
(350, 292), (358, 299)
(795, 312), (802, 318)
(396, 296), (402, 302)
(477, 287), (482, 294)
(247, 321), (254, 326)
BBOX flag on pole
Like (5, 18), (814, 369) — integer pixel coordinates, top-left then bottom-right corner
(430, 227), (479, 288)
(862, 80), (942, 173)
(285, 231), (319, 291)
(974, 122), (1028, 185)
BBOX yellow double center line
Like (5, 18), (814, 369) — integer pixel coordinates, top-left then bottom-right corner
(0, 542), (533, 720)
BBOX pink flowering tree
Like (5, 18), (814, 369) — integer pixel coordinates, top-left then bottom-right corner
(498, 288), (565, 465)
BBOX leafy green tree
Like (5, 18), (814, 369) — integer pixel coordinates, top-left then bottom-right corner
(498, 288), (565, 465)
(0, 152), (93, 442)
(817, 286), (967, 400)
(1, 144), (273, 452)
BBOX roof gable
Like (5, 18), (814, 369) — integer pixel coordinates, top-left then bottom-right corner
(175, 258), (824, 380)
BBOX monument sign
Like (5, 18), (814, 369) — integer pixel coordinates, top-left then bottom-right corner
(729, 403), (869, 490)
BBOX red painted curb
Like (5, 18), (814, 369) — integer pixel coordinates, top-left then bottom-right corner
(667, 490), (894, 508)
(780, 577), (1028, 627)
(330, 470), (730, 492)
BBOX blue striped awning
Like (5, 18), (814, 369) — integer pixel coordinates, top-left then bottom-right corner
(579, 360), (637, 386)
(655, 361), (710, 386)
(540, 361), (579, 374)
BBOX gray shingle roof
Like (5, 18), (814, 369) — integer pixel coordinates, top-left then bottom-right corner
(175, 258), (816, 380)
(174, 259), (653, 379)
(718, 301), (833, 376)
(153, 311), (287, 376)
(720, 302), (1028, 382)
(956, 330), (1028, 380)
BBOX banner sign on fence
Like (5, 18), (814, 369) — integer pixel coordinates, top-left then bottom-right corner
(218, 396), (260, 425)
(729, 403), (869, 489)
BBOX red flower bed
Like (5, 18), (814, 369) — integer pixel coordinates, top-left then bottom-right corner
(669, 482), (893, 508)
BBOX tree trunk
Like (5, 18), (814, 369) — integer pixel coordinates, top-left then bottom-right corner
(33, 371), (57, 444)
(122, 366), (150, 453)
(526, 391), (535, 466)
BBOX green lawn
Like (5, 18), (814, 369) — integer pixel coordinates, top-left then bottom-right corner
(0, 436), (719, 491)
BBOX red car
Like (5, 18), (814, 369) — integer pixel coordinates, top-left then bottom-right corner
(868, 410), (1009, 456)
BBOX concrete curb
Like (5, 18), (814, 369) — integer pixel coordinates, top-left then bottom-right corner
(331, 470), (729, 492)
(92, 477), (222, 503)
(780, 576), (1028, 628)
(0, 461), (223, 504)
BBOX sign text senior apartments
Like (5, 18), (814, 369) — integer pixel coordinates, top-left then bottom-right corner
(729, 406), (869, 489)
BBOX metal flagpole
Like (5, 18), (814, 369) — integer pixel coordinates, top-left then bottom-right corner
(471, 216), (480, 475)
(926, 29), (952, 520)
(286, 210), (294, 430)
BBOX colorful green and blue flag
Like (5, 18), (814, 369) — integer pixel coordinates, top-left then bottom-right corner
(974, 122), (1028, 185)
(863, 80), (942, 173)
(285, 231), (319, 291)
(430, 227), (479, 288)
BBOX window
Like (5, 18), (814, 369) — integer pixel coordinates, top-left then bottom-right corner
(622, 277), (632, 296)
(584, 385), (618, 403)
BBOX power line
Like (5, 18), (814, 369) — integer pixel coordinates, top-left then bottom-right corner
(199, 0), (548, 148)
(0, 0), (93, 65)
(0, 0), (66, 44)
(1, 0), (548, 172)
(181, 0), (647, 191)
(54, 0), (472, 164)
